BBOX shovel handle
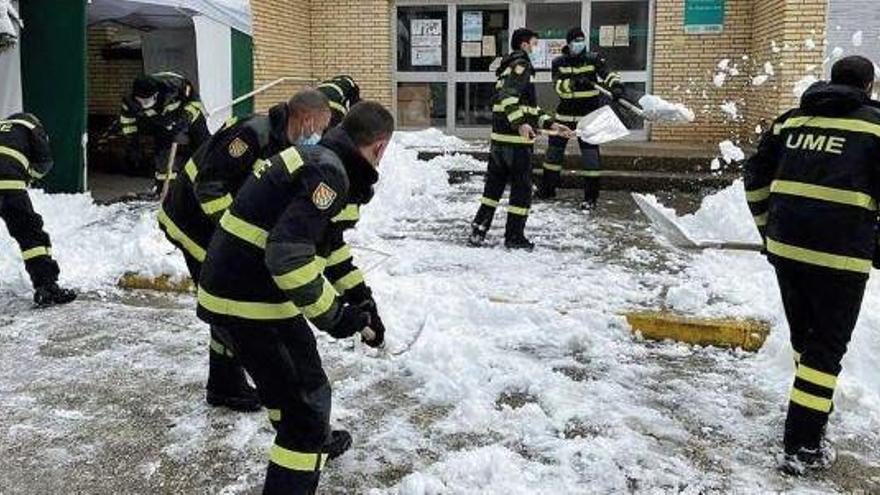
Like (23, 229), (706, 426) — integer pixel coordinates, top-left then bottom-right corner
(596, 85), (646, 119)
(159, 142), (179, 202)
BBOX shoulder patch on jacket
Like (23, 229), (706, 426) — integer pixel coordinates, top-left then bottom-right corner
(514, 64), (526, 75)
(312, 182), (338, 210)
(228, 137), (249, 158)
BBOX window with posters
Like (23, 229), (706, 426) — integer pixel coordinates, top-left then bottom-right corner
(397, 6), (447, 72)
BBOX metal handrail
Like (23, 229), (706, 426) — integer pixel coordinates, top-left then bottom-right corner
(209, 76), (318, 115)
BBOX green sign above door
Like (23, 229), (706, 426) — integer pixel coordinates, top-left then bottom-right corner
(684, 0), (725, 35)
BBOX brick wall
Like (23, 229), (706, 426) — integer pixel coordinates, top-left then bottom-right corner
(251, 0), (393, 113)
(651, 0), (753, 143)
(87, 26), (143, 116)
(251, 0), (313, 112)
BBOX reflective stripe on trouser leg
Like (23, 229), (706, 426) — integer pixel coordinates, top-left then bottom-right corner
(542, 135), (567, 191)
(505, 146), (533, 241)
(0, 191), (60, 288)
(473, 146), (510, 229)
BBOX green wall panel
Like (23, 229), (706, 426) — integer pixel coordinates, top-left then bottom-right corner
(19, 0), (87, 193)
(231, 30), (254, 117)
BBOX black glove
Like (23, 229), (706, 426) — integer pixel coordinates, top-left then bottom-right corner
(327, 304), (370, 340)
(610, 84), (626, 100)
(572, 75), (594, 91)
(173, 131), (190, 146)
(358, 298), (385, 348)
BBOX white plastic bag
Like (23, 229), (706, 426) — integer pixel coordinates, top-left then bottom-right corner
(576, 105), (630, 145)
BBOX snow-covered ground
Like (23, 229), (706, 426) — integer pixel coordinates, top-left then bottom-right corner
(2, 137), (880, 493)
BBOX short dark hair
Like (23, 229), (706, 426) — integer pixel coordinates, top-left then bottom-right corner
(342, 101), (394, 147)
(511, 28), (538, 51)
(831, 56), (875, 88)
(287, 89), (329, 117)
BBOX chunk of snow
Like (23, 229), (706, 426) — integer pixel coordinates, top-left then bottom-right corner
(717, 59), (730, 71)
(719, 140), (745, 164)
(710, 158), (721, 171)
(720, 101), (739, 120)
(755, 125), (763, 134)
(805, 38), (816, 50)
(728, 67), (740, 77)
(751, 75), (769, 86)
(853, 30), (864, 47)
(666, 284), (710, 313)
(763, 62), (775, 76)
(771, 40), (781, 53)
(713, 72), (727, 88)
(830, 47), (845, 60)
(638, 94), (696, 123)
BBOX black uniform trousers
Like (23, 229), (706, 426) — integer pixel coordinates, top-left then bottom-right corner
(152, 114), (210, 186)
(541, 135), (601, 203)
(0, 191), (59, 289)
(223, 319), (332, 495)
(775, 262), (867, 453)
(472, 144), (533, 241)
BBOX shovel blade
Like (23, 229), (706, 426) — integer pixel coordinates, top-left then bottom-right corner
(631, 193), (700, 249)
(576, 106), (631, 145)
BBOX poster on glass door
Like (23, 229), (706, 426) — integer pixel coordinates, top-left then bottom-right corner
(411, 18), (443, 66)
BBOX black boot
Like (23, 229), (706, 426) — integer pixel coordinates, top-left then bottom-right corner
(504, 214), (534, 251)
(778, 439), (836, 475)
(33, 283), (77, 307)
(206, 350), (262, 412)
(468, 222), (488, 247)
(534, 183), (556, 200)
(325, 430), (352, 460)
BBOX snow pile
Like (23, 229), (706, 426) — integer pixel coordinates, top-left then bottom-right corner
(805, 38), (817, 50)
(0, 192), (185, 294)
(713, 72), (727, 88)
(392, 129), (480, 152)
(720, 101), (740, 120)
(638, 94), (695, 123)
(719, 140), (745, 164)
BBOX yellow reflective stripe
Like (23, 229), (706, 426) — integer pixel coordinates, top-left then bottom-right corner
(1, 118), (36, 129)
(0, 180), (26, 190)
(201, 194), (233, 216)
(554, 114), (580, 123)
(766, 237), (872, 274)
(319, 82), (344, 98)
(790, 388), (833, 413)
(267, 408), (282, 422)
(280, 147), (304, 174)
(572, 65), (595, 74)
(745, 186), (771, 202)
(332, 204), (359, 223)
(29, 169), (47, 179)
(269, 444), (327, 472)
(543, 163), (563, 171)
(772, 123), (784, 135)
(538, 114), (553, 126)
(158, 208), (207, 262)
(797, 365), (838, 389)
(163, 101), (182, 113)
(490, 132), (533, 144)
(507, 110), (525, 123)
(576, 170), (602, 177)
(780, 116), (880, 138)
(21, 246), (50, 261)
(0, 145), (29, 170)
(559, 90), (600, 99)
(273, 259), (323, 291)
(328, 100), (347, 115)
(144, 109), (158, 117)
(480, 197), (499, 208)
(301, 279), (337, 319)
(119, 116), (137, 125)
(753, 213), (768, 227)
(508, 205), (529, 216)
(333, 269), (365, 293)
(794, 351), (802, 363)
(198, 287), (300, 320)
(771, 180), (877, 210)
(220, 211), (269, 249)
(122, 125), (138, 135)
(184, 159), (198, 182)
(555, 79), (572, 96)
(155, 172), (178, 180)
(500, 67), (512, 77)
(326, 245), (352, 266)
(209, 337), (234, 357)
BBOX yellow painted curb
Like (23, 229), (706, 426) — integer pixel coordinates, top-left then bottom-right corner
(624, 311), (770, 352)
(117, 273), (194, 293)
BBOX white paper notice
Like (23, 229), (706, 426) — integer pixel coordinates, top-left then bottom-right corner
(482, 35), (496, 57)
(599, 25), (615, 47)
(461, 42), (482, 58)
(412, 46), (442, 66)
(462, 11), (483, 42)
(411, 19), (442, 47)
(614, 24), (630, 47)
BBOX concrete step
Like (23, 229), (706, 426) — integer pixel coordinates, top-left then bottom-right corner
(447, 167), (737, 193)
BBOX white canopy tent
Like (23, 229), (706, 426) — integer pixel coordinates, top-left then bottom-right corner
(87, 0), (252, 130)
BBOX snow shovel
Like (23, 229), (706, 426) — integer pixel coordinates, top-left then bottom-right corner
(631, 193), (764, 252)
(541, 105), (630, 145)
(596, 86), (694, 124)
(159, 142), (179, 202)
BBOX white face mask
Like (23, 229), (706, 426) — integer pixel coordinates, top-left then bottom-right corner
(136, 95), (157, 109)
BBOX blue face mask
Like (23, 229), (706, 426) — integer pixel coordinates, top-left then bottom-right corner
(570, 41), (586, 55)
(297, 133), (321, 146)
(528, 50), (541, 65)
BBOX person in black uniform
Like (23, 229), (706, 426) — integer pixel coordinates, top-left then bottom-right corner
(120, 72), (211, 193)
(317, 75), (361, 128)
(536, 27), (625, 209)
(0, 113), (76, 306)
(196, 101), (393, 494)
(159, 90), (333, 412)
(744, 56), (880, 475)
(468, 28), (573, 250)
